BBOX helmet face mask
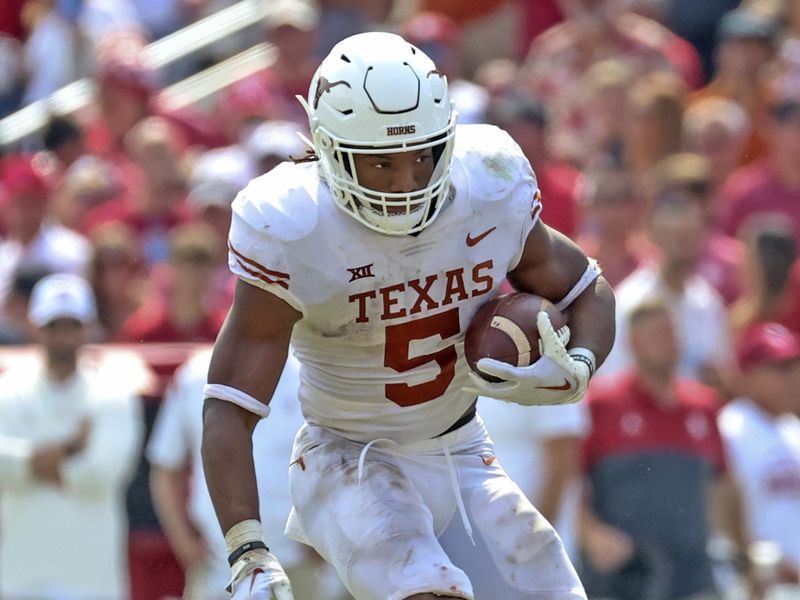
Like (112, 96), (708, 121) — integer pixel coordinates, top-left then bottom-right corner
(301, 32), (457, 235)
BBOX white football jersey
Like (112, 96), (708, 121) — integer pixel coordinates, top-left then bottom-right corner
(228, 124), (541, 444)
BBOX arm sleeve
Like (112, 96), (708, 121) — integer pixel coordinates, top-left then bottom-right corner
(61, 394), (144, 495)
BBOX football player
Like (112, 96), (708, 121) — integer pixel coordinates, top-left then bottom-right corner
(202, 32), (615, 600)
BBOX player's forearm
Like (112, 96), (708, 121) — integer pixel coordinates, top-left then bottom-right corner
(202, 399), (261, 533)
(565, 276), (615, 367)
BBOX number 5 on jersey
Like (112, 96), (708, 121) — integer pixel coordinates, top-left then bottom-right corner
(383, 308), (460, 407)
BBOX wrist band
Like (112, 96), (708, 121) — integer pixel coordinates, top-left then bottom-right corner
(227, 540), (268, 566)
(569, 347), (597, 377)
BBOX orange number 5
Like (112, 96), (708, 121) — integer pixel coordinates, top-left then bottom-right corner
(384, 308), (460, 406)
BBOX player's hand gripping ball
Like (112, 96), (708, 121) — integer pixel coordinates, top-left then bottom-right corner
(464, 293), (568, 382)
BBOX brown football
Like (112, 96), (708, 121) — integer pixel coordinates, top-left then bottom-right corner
(464, 293), (568, 382)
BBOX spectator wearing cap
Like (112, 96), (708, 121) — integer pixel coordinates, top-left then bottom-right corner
(581, 298), (746, 600)
(0, 154), (91, 303)
(117, 222), (224, 343)
(687, 7), (778, 165)
(0, 273), (144, 600)
(717, 95), (800, 244)
(718, 323), (800, 595)
(85, 31), (225, 164)
(487, 93), (585, 238)
(651, 153), (744, 305)
(245, 119), (307, 177)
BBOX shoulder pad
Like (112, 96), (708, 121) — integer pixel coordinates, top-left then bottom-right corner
(452, 124), (537, 203)
(231, 162), (319, 243)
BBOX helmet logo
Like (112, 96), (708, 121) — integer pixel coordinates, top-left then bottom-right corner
(387, 125), (416, 136)
(313, 76), (352, 109)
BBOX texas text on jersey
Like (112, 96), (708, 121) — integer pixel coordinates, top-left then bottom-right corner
(228, 124), (541, 444)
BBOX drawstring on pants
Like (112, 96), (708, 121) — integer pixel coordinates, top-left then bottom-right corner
(438, 438), (475, 546)
(356, 436), (476, 546)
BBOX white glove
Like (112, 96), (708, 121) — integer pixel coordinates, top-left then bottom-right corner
(225, 520), (294, 600)
(229, 548), (294, 600)
(466, 311), (595, 406)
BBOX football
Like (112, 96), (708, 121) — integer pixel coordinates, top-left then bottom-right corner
(464, 293), (568, 382)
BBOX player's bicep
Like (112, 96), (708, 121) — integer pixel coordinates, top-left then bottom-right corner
(507, 220), (589, 303)
(208, 279), (302, 405)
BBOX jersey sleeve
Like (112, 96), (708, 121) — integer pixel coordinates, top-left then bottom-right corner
(227, 186), (303, 312)
(454, 124), (542, 271)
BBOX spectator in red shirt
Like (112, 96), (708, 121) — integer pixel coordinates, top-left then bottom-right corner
(0, 154), (91, 302)
(87, 222), (146, 341)
(581, 298), (747, 600)
(730, 222), (797, 341)
(83, 117), (194, 264)
(577, 168), (649, 288)
(486, 92), (585, 238)
(717, 98), (800, 242)
(117, 223), (223, 343)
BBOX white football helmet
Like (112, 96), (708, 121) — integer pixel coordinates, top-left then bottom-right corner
(299, 32), (457, 235)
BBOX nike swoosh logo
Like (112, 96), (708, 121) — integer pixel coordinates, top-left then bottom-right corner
(466, 226), (497, 247)
(536, 379), (572, 392)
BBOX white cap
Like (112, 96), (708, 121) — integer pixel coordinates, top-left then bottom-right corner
(28, 274), (97, 327)
(244, 120), (306, 163)
(265, 0), (319, 31)
(188, 148), (253, 209)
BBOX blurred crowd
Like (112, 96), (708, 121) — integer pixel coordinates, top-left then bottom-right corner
(1, 0), (800, 599)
